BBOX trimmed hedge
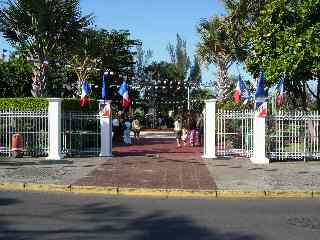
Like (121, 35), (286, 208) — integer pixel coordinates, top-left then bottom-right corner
(0, 98), (48, 110)
(62, 98), (98, 112)
(0, 97), (121, 113)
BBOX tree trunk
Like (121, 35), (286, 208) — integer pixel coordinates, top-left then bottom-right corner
(217, 62), (230, 100)
(31, 62), (48, 97)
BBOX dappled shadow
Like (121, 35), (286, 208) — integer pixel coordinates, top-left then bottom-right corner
(0, 197), (22, 206)
(0, 197), (263, 240)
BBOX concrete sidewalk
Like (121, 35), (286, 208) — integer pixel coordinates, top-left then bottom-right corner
(1, 133), (320, 197)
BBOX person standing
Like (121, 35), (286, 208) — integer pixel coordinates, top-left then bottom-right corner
(112, 117), (120, 143)
(132, 117), (141, 144)
(196, 113), (204, 146)
(174, 116), (183, 148)
(123, 118), (132, 145)
(189, 113), (197, 147)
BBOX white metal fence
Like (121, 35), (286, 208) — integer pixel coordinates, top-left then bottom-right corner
(216, 109), (254, 157)
(267, 111), (320, 161)
(61, 112), (100, 156)
(0, 109), (48, 157)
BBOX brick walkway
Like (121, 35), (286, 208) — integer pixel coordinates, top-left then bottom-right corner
(76, 138), (217, 190)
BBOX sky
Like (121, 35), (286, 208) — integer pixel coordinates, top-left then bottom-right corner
(80, 0), (228, 83)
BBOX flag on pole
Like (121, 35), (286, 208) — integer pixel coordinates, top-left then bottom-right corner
(233, 75), (247, 103)
(275, 78), (284, 106)
(118, 80), (130, 109)
(102, 73), (106, 100)
(80, 81), (91, 107)
(255, 72), (267, 117)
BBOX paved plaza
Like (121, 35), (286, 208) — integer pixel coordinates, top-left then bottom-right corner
(1, 131), (320, 194)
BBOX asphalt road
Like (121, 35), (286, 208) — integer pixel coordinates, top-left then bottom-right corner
(1, 191), (320, 240)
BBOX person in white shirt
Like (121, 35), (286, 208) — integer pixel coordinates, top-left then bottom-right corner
(174, 116), (183, 147)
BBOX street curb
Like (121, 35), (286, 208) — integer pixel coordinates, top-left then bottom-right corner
(0, 182), (318, 198)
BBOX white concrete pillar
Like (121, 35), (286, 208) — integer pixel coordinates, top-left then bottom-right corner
(46, 98), (63, 160)
(250, 115), (269, 164)
(99, 100), (112, 157)
(202, 99), (216, 159)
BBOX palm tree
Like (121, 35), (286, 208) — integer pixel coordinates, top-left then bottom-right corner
(197, 16), (236, 100)
(0, 0), (92, 97)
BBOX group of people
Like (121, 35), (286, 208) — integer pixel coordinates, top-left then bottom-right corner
(112, 115), (141, 145)
(174, 112), (204, 148)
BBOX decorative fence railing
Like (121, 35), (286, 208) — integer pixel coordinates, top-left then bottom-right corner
(216, 109), (254, 157)
(61, 112), (100, 156)
(267, 111), (320, 161)
(0, 109), (48, 157)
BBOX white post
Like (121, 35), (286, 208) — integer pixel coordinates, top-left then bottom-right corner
(99, 100), (112, 157)
(202, 99), (216, 159)
(250, 115), (269, 164)
(46, 98), (63, 160)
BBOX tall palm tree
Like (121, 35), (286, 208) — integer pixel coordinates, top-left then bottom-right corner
(0, 0), (92, 97)
(197, 16), (235, 99)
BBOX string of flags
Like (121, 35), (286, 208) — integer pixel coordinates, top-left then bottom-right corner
(233, 72), (285, 117)
(79, 71), (131, 109)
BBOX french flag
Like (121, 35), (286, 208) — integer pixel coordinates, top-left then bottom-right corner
(80, 81), (91, 107)
(118, 81), (130, 109)
(275, 78), (284, 106)
(255, 72), (267, 117)
(233, 75), (246, 103)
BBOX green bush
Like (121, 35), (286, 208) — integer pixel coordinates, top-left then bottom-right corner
(62, 98), (98, 112)
(0, 97), (122, 114)
(0, 98), (48, 110)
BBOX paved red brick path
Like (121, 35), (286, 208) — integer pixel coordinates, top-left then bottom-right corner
(75, 138), (216, 190)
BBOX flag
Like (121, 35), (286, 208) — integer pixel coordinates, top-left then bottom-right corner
(118, 81), (130, 109)
(275, 78), (284, 106)
(255, 72), (267, 117)
(80, 81), (91, 107)
(233, 75), (247, 103)
(102, 73), (106, 100)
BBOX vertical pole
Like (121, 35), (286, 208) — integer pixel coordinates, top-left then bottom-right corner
(250, 112), (269, 164)
(202, 99), (216, 159)
(46, 98), (63, 160)
(99, 100), (112, 157)
(187, 86), (190, 111)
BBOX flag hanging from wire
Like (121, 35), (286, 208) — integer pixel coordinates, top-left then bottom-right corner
(102, 73), (106, 100)
(255, 72), (267, 117)
(275, 78), (284, 106)
(118, 80), (130, 109)
(80, 81), (91, 107)
(233, 75), (247, 104)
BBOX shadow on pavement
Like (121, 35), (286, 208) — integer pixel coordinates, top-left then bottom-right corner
(0, 198), (263, 240)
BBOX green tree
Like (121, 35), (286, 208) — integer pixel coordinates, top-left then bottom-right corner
(0, 55), (33, 97)
(197, 17), (237, 99)
(66, 28), (101, 96)
(0, 0), (92, 97)
(167, 33), (191, 82)
(247, 0), (320, 109)
(188, 56), (202, 88)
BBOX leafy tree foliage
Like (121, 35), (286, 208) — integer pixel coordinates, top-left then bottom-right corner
(167, 33), (191, 82)
(0, 0), (92, 97)
(247, 0), (320, 109)
(0, 55), (33, 97)
(197, 17), (236, 99)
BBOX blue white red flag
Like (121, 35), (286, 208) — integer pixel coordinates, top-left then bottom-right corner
(80, 81), (91, 107)
(118, 81), (130, 109)
(255, 72), (267, 117)
(233, 75), (247, 103)
(102, 73), (106, 100)
(275, 78), (284, 106)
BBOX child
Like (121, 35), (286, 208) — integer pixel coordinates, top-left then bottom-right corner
(181, 128), (188, 146)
